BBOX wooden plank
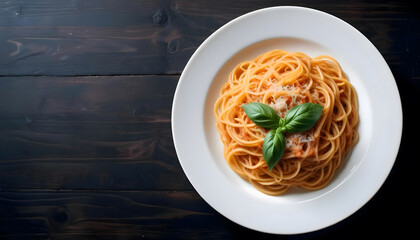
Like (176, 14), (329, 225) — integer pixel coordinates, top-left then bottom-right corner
(0, 75), (176, 121)
(0, 75), (194, 190)
(0, 0), (206, 75)
(0, 187), (412, 239)
(0, 190), (233, 239)
(0, 0), (418, 75)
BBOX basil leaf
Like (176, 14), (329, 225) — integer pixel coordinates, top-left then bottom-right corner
(284, 103), (323, 133)
(242, 102), (280, 129)
(262, 129), (286, 170)
(242, 102), (322, 172)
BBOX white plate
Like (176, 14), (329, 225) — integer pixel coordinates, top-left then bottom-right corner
(171, 6), (402, 234)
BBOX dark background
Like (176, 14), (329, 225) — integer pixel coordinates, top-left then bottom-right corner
(0, 0), (418, 239)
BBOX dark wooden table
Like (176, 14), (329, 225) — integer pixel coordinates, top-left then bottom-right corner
(0, 0), (418, 239)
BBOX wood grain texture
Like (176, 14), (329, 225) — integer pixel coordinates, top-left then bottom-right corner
(0, 187), (414, 239)
(0, 0), (419, 239)
(0, 190), (229, 239)
(0, 0), (418, 75)
(0, 76), (193, 190)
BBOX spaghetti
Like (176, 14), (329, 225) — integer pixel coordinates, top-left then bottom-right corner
(214, 50), (358, 195)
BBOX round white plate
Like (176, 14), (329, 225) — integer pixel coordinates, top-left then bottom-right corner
(171, 6), (402, 234)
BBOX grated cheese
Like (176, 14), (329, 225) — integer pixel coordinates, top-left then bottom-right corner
(285, 132), (314, 148)
(270, 83), (315, 148)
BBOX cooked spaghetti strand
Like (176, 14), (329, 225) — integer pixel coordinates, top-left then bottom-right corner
(214, 50), (358, 195)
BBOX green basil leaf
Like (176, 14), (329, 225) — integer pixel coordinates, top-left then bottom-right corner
(262, 129), (286, 171)
(242, 102), (280, 129)
(284, 103), (323, 133)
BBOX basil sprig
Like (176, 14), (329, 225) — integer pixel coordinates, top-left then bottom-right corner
(242, 102), (323, 171)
